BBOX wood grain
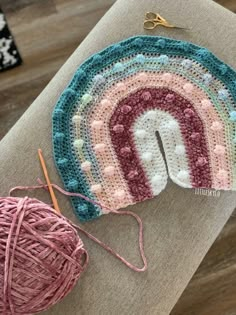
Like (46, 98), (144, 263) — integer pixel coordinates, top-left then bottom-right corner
(0, 1), (235, 314)
(215, 0), (236, 12)
(0, 0), (115, 139)
(171, 210), (236, 315)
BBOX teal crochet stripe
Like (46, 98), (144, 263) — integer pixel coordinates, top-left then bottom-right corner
(52, 35), (236, 221)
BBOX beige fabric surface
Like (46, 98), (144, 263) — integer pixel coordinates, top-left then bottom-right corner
(0, 0), (236, 314)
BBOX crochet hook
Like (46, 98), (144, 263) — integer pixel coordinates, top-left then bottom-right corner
(38, 148), (61, 214)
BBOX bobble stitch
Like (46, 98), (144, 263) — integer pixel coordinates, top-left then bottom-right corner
(233, 136), (236, 144)
(114, 189), (126, 201)
(121, 105), (132, 113)
(165, 93), (175, 102)
(63, 88), (76, 100)
(104, 166), (115, 176)
(151, 174), (163, 185)
(177, 170), (189, 180)
(54, 108), (64, 117)
(120, 146), (131, 157)
(72, 115), (82, 123)
(156, 38), (166, 48)
(167, 120), (179, 131)
(94, 143), (106, 153)
(57, 158), (68, 167)
(82, 93), (92, 104)
(157, 54), (169, 65)
(141, 91), (152, 101)
(178, 42), (190, 52)
(137, 72), (148, 82)
(113, 124), (124, 133)
(54, 132), (65, 142)
(91, 184), (102, 193)
(211, 121), (223, 131)
(218, 89), (228, 101)
(74, 139), (84, 149)
(92, 54), (102, 65)
(111, 44), (122, 53)
(197, 48), (209, 60)
(183, 83), (194, 93)
(190, 132), (201, 141)
(100, 99), (112, 108)
(201, 99), (212, 109)
(77, 204), (88, 216)
(229, 111), (236, 122)
(219, 64), (227, 75)
(113, 62), (124, 72)
(128, 169), (139, 180)
(141, 152), (153, 162)
(75, 69), (86, 80)
(162, 73), (172, 82)
(217, 169), (228, 180)
(183, 42), (190, 52)
(81, 161), (91, 172)
(135, 129), (147, 139)
(184, 108), (195, 118)
(214, 145), (226, 155)
(175, 145), (185, 155)
(181, 59), (192, 69)
(67, 179), (79, 191)
(91, 120), (103, 129)
(135, 54), (145, 64)
(196, 157), (207, 167)
(93, 74), (105, 84)
(133, 38), (143, 47)
(116, 82), (127, 92)
(202, 73), (213, 85)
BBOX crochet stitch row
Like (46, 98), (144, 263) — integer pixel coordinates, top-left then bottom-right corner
(53, 36), (236, 221)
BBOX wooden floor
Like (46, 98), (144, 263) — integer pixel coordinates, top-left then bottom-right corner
(0, 0), (236, 314)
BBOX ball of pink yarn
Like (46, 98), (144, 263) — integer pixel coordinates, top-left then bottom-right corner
(0, 196), (88, 315)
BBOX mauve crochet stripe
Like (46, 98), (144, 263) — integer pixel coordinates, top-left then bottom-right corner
(109, 87), (212, 202)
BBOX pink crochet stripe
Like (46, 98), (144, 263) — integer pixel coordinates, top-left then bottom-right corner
(87, 72), (230, 198)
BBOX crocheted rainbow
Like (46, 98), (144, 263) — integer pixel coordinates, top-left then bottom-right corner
(53, 36), (236, 221)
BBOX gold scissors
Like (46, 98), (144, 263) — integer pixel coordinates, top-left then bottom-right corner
(144, 12), (187, 30)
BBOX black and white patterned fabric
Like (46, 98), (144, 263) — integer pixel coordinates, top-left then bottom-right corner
(0, 8), (22, 72)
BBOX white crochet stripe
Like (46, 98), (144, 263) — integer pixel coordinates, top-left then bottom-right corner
(133, 110), (192, 192)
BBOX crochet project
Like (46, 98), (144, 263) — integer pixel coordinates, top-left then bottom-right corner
(53, 35), (236, 221)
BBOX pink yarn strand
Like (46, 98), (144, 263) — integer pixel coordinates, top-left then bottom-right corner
(9, 183), (147, 272)
(3, 198), (27, 314)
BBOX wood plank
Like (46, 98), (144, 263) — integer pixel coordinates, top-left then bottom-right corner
(0, 0), (115, 138)
(0, 0), (42, 12)
(171, 212), (236, 315)
(215, 0), (236, 12)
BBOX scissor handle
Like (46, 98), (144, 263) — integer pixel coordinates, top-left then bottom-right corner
(143, 20), (159, 30)
(145, 11), (158, 20)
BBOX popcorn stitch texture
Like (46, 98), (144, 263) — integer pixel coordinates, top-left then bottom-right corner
(52, 36), (236, 221)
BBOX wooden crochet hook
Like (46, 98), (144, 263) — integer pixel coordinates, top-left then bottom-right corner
(38, 148), (61, 214)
